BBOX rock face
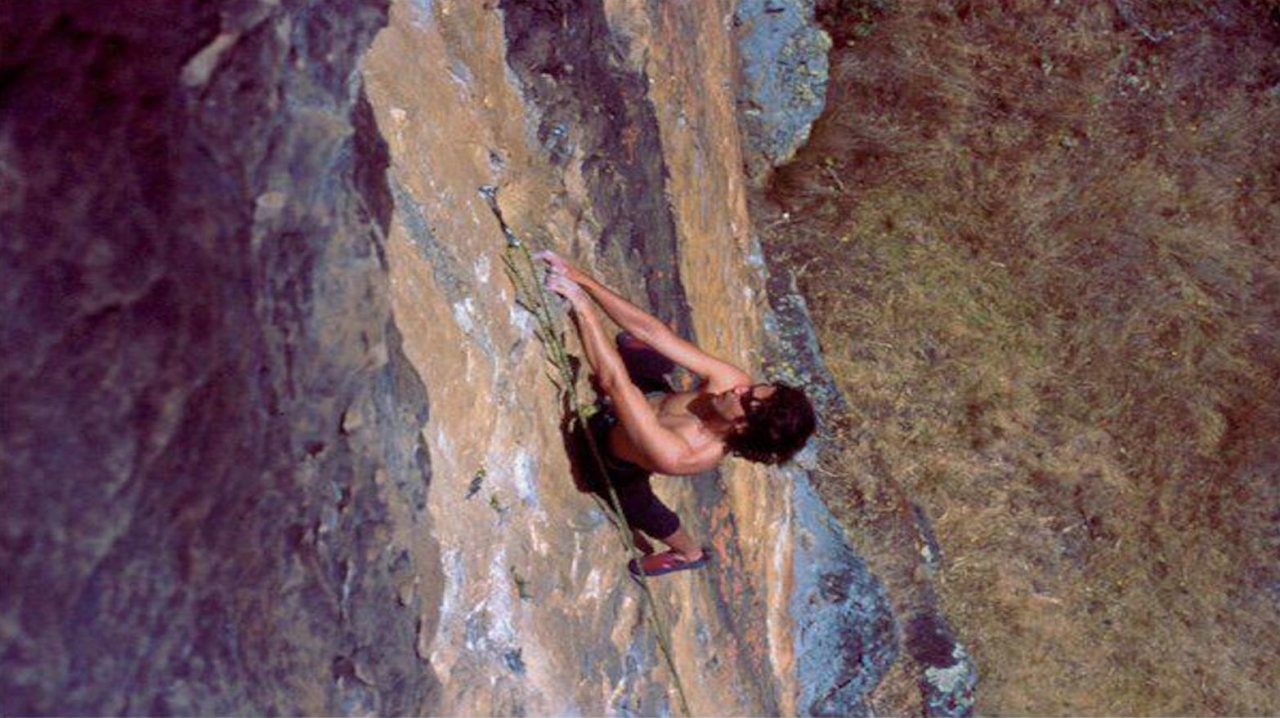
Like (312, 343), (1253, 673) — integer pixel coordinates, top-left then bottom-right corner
(2, 0), (911, 715)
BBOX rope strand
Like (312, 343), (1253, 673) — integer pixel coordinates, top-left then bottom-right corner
(501, 238), (692, 717)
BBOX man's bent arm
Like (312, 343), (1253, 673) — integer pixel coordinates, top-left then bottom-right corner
(540, 252), (750, 392)
(549, 274), (709, 474)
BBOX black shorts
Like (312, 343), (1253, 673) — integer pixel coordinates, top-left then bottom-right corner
(579, 409), (681, 541)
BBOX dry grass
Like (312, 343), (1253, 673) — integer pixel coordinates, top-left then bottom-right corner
(760, 0), (1280, 714)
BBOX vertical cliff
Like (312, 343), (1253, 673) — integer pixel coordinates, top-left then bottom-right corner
(363, 0), (901, 713)
(3, 0), (909, 715)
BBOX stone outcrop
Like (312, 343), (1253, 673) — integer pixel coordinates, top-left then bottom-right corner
(1, 0), (952, 715)
(735, 0), (833, 179)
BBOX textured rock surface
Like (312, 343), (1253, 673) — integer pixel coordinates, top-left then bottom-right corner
(1, 1), (438, 714)
(735, 0), (833, 178)
(3, 0), (916, 715)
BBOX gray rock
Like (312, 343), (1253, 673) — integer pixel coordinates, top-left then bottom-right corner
(790, 471), (898, 716)
(757, 265), (897, 715)
(735, 0), (833, 178)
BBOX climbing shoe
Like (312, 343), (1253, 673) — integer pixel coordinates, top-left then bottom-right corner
(628, 549), (711, 578)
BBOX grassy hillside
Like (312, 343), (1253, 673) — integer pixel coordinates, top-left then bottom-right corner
(759, 1), (1280, 714)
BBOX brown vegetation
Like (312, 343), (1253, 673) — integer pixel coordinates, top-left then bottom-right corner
(759, 0), (1280, 714)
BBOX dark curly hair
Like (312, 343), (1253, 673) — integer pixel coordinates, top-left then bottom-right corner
(725, 382), (816, 465)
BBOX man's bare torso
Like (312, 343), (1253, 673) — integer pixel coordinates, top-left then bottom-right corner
(608, 391), (727, 474)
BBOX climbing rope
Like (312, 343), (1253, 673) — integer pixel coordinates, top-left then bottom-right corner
(485, 187), (692, 717)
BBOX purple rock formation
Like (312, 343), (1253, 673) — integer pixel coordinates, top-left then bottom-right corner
(1, 2), (438, 714)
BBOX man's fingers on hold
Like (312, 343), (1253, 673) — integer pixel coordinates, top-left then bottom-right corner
(546, 274), (572, 295)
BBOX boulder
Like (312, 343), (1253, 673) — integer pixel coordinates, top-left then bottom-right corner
(734, 0), (833, 179)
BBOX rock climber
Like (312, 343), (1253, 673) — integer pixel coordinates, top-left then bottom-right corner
(538, 251), (816, 577)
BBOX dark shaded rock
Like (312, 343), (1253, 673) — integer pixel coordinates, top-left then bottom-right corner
(500, 0), (694, 339)
(907, 613), (959, 669)
(920, 648), (979, 717)
(907, 612), (978, 717)
(0, 1), (438, 714)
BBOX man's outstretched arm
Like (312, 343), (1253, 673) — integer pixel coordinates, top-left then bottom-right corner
(537, 251), (750, 393)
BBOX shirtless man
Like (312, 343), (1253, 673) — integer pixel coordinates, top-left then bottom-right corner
(539, 251), (816, 577)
